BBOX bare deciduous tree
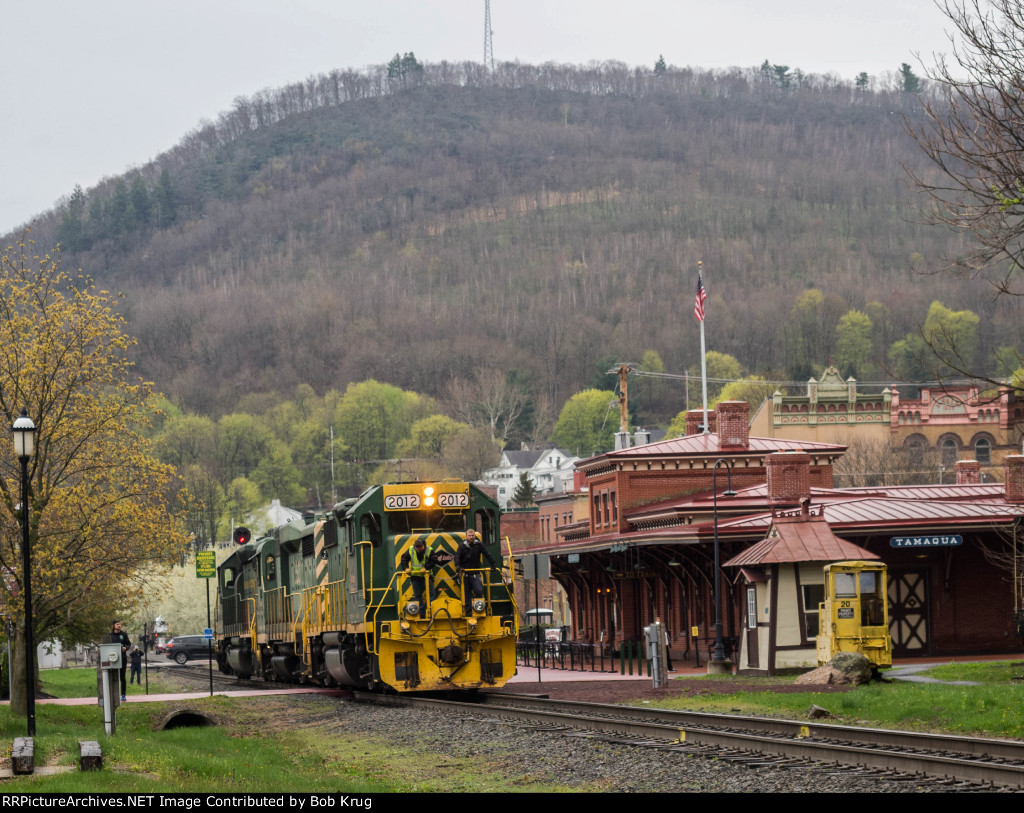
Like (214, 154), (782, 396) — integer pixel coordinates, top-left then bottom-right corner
(906, 1), (1024, 300)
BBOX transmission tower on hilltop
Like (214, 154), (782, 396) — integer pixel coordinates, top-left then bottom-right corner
(483, 0), (495, 72)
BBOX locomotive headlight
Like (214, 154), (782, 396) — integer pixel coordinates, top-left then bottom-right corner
(405, 601), (421, 617)
(423, 486), (435, 507)
(472, 598), (486, 614)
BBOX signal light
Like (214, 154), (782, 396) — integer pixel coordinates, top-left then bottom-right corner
(233, 527), (252, 546)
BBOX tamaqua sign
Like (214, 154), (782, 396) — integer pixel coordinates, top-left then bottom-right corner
(890, 535), (963, 548)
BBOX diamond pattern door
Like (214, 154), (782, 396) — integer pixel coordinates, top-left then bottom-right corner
(888, 570), (929, 655)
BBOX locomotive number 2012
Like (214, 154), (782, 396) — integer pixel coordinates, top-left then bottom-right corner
(385, 494), (421, 509)
(437, 492), (469, 508)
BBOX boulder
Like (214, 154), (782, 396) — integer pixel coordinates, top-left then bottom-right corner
(794, 652), (873, 686)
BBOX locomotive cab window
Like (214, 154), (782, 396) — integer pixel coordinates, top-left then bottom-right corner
(222, 567), (236, 591)
(473, 508), (496, 545)
(361, 513), (382, 548)
(834, 572), (857, 598)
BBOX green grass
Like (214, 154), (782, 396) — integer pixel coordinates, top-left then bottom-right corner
(635, 663), (1024, 739)
(40, 666), (177, 699)
(915, 660), (1024, 684)
(1, 671), (582, 792)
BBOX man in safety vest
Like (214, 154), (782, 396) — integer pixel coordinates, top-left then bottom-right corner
(400, 538), (440, 617)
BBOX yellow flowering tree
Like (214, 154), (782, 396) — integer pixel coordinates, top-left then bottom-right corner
(0, 236), (189, 715)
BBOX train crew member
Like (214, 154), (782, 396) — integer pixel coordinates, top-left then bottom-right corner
(400, 538), (440, 617)
(111, 620), (131, 701)
(129, 646), (143, 685)
(455, 528), (497, 608)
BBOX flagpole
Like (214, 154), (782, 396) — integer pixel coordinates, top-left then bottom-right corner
(695, 260), (710, 434)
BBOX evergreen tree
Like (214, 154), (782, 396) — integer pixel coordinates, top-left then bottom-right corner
(899, 63), (921, 93)
(511, 471), (536, 507)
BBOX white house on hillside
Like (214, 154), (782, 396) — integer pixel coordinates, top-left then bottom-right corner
(483, 447), (579, 509)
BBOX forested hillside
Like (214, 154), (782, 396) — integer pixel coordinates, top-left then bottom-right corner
(16, 60), (1018, 431)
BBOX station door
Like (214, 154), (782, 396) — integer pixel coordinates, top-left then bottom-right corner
(888, 569), (929, 656)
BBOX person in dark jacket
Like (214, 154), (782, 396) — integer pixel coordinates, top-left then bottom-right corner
(454, 528), (497, 607)
(399, 538), (440, 616)
(111, 620), (131, 700)
(129, 646), (143, 685)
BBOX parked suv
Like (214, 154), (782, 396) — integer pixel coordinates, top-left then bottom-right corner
(163, 635), (212, 664)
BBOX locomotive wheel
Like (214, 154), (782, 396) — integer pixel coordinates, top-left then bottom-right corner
(174, 651), (189, 665)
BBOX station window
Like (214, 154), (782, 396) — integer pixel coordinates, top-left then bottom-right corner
(802, 583), (824, 638)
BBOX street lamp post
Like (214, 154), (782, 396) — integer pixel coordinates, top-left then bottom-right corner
(711, 458), (736, 666)
(13, 407), (36, 736)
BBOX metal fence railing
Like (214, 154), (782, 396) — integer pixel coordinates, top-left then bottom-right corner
(516, 641), (619, 673)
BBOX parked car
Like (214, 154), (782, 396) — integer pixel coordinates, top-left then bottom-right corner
(163, 635), (212, 664)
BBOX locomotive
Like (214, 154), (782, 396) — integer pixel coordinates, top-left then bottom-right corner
(816, 560), (892, 670)
(215, 481), (518, 692)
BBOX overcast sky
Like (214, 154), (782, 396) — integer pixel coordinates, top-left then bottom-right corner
(1, 0), (954, 235)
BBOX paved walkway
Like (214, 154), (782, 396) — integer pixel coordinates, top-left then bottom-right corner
(11, 653), (1020, 706)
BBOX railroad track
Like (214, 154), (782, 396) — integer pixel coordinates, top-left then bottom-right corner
(351, 690), (1024, 790)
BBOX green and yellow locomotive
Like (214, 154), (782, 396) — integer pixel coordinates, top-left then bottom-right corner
(216, 481), (518, 692)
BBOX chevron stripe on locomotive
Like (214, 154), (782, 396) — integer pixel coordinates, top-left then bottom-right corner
(215, 482), (518, 692)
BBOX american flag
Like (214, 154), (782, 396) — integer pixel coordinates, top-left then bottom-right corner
(694, 268), (707, 322)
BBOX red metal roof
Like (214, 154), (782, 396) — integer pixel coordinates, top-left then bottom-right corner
(724, 513), (878, 567)
(578, 432), (847, 468)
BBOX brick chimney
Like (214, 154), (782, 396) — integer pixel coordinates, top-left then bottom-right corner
(1005, 455), (1024, 503)
(684, 409), (716, 436)
(954, 459), (980, 485)
(716, 401), (750, 449)
(767, 451), (811, 506)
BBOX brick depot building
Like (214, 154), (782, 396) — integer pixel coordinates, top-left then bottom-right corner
(519, 401), (1024, 668)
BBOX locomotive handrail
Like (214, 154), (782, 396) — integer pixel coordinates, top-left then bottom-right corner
(245, 597), (258, 653)
(365, 570), (406, 655)
(502, 535), (520, 639)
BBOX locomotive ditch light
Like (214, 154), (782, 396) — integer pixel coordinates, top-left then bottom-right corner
(405, 601), (421, 617)
(472, 598), (486, 614)
(233, 527), (252, 546)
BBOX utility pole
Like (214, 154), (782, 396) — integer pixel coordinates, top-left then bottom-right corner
(483, 1), (495, 73)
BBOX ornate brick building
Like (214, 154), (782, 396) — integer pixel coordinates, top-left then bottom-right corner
(518, 400), (1024, 667)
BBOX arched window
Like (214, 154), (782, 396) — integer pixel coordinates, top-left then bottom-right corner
(906, 435), (926, 468)
(975, 437), (992, 464)
(941, 438), (958, 467)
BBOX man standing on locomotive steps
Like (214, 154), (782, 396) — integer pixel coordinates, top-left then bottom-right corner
(400, 538), (440, 618)
(455, 528), (497, 611)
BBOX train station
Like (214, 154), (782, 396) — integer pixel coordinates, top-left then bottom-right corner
(511, 400), (1024, 673)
